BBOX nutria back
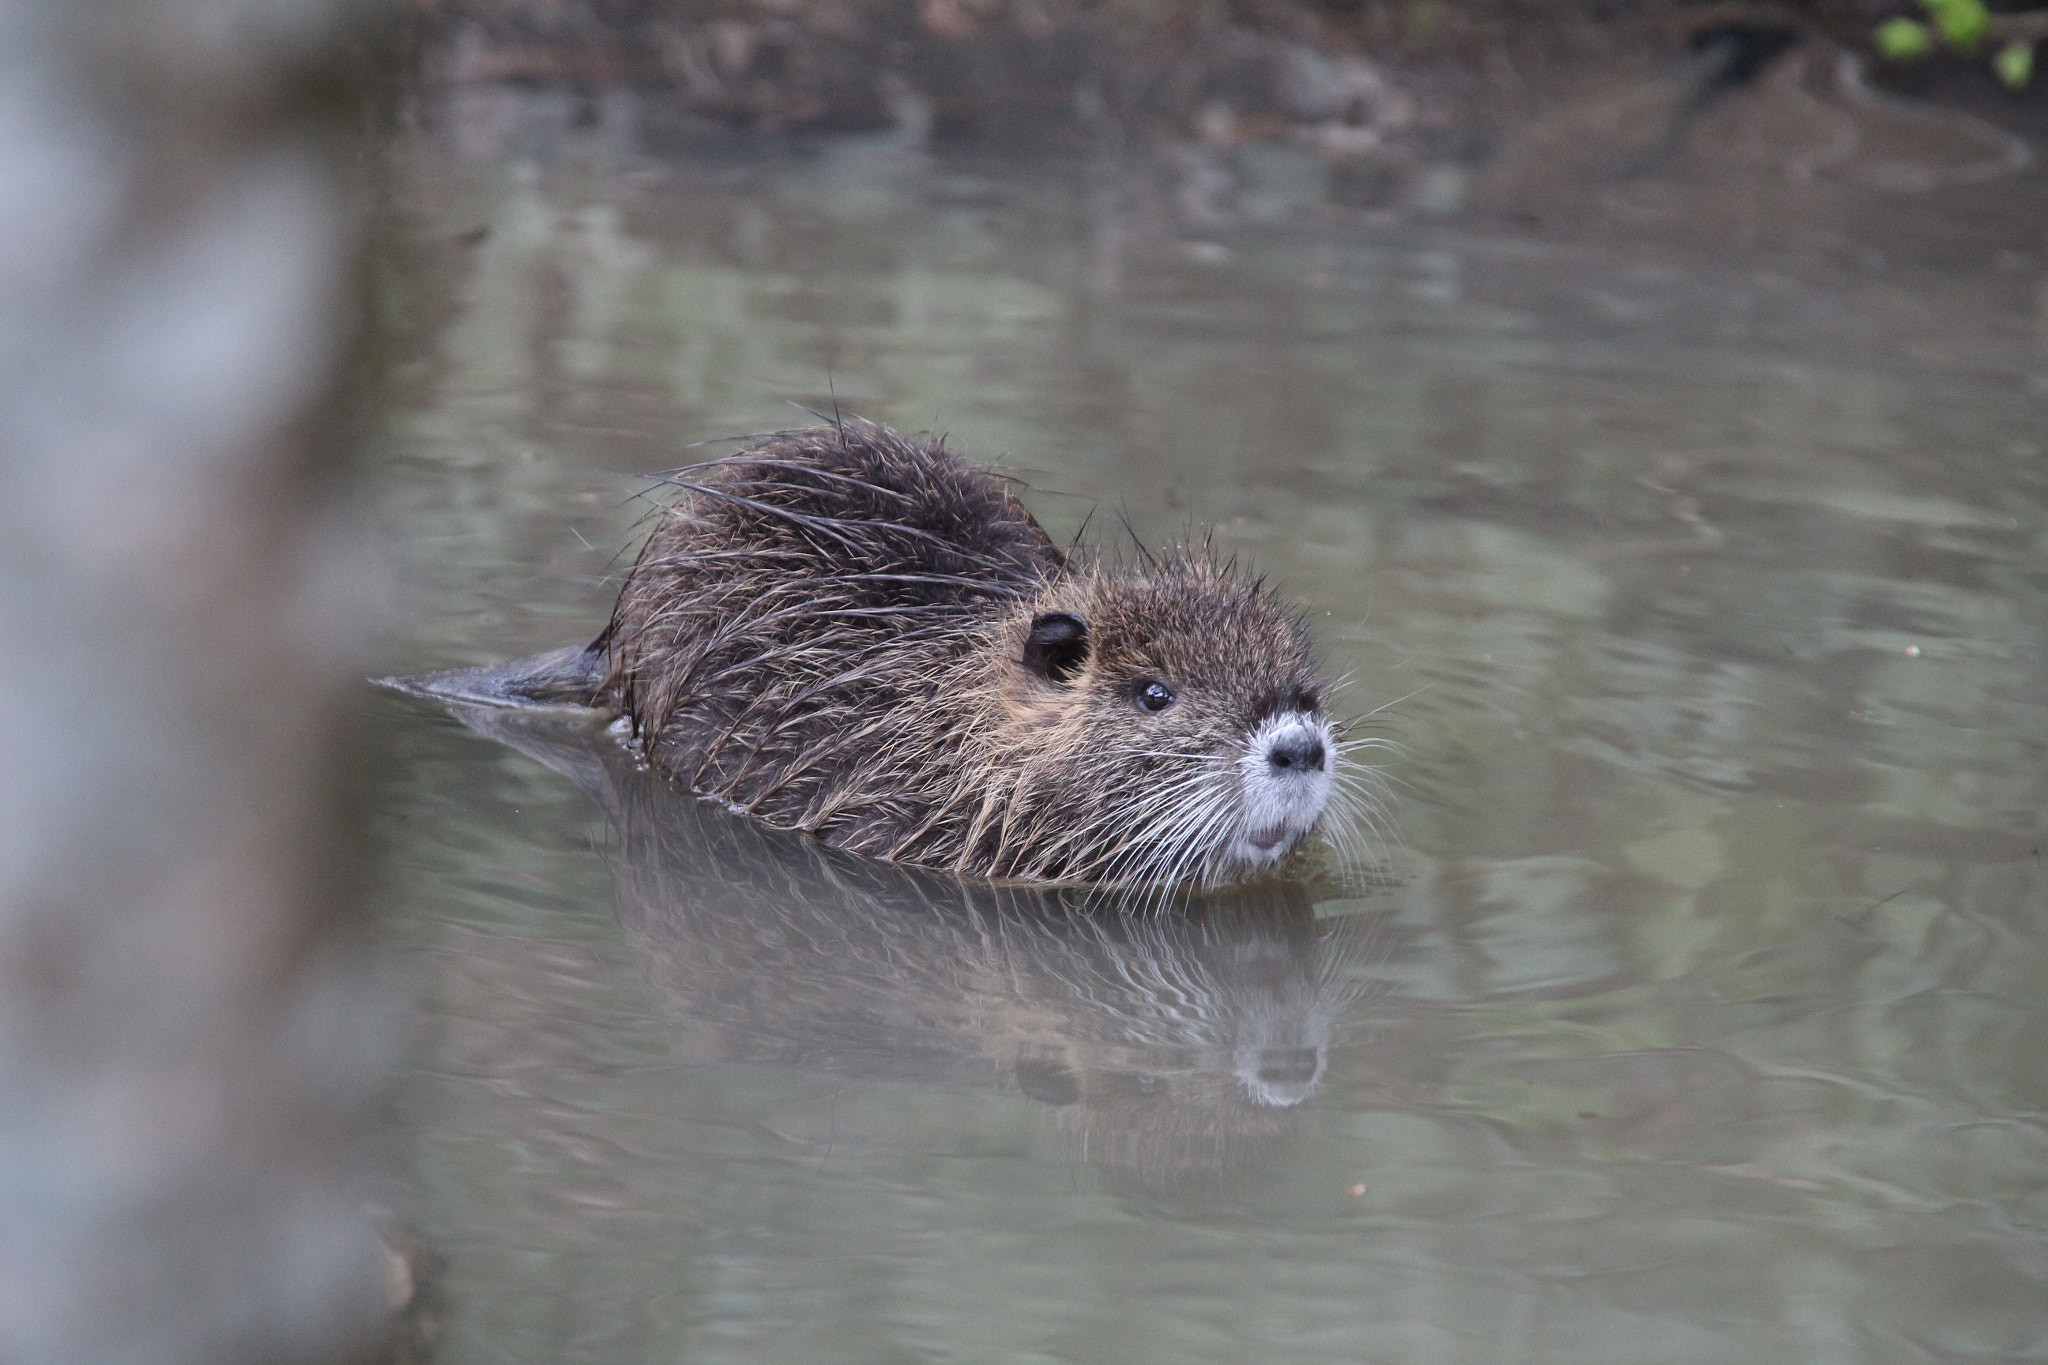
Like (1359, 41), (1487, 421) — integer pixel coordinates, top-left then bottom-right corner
(601, 421), (1346, 887)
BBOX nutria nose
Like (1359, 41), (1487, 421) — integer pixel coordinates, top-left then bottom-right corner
(1267, 734), (1326, 773)
(1256, 1048), (1322, 1089)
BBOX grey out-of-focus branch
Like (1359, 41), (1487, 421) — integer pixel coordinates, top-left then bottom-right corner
(0, 2), (395, 1364)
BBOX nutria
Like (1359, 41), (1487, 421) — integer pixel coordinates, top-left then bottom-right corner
(583, 420), (1353, 888)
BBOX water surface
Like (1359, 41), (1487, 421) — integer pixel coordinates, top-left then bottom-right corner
(375, 84), (2048, 1363)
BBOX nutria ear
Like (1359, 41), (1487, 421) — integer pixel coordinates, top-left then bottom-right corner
(1022, 612), (1088, 684)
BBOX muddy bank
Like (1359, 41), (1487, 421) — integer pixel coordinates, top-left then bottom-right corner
(407, 0), (2045, 144)
(398, 0), (2046, 266)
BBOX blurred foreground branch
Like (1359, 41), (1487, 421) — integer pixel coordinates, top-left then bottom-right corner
(0, 3), (393, 1363)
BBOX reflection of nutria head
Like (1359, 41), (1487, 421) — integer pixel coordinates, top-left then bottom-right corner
(600, 421), (1368, 887)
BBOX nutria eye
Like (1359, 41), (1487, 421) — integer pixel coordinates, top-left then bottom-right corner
(1295, 687), (1320, 713)
(1134, 680), (1176, 713)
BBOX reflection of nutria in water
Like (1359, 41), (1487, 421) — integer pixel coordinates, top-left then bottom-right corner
(425, 699), (1393, 1178)
(400, 419), (1383, 887)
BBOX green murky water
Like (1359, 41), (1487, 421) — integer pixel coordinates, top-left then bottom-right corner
(375, 82), (2048, 1363)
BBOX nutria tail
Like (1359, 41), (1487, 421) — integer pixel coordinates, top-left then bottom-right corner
(375, 643), (607, 710)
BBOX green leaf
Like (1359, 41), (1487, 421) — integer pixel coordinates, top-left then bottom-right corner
(1921, 0), (1989, 49)
(1995, 38), (2034, 86)
(1875, 16), (1936, 58)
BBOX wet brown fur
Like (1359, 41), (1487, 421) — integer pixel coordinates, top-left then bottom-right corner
(599, 421), (1329, 885)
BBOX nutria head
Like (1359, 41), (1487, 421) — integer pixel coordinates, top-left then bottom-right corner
(969, 558), (1337, 886)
